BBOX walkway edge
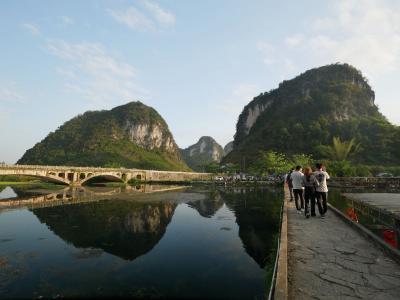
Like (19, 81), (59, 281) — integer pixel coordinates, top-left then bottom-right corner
(274, 187), (288, 300)
(328, 202), (400, 264)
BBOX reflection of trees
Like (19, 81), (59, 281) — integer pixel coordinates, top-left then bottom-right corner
(187, 190), (224, 218)
(220, 187), (282, 268)
(187, 186), (282, 268)
(33, 200), (177, 261)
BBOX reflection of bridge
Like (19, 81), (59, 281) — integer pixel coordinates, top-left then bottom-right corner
(0, 185), (187, 209)
(0, 187), (118, 209)
(0, 164), (211, 186)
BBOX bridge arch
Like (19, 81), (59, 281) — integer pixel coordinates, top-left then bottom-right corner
(0, 171), (70, 185)
(80, 173), (124, 185)
(34, 174), (70, 185)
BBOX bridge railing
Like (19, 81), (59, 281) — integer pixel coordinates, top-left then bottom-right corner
(0, 163), (212, 176)
(0, 163), (137, 172)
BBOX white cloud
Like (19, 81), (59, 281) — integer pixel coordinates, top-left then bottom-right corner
(257, 41), (299, 81)
(56, 68), (78, 80)
(0, 82), (25, 104)
(107, 7), (154, 31)
(308, 0), (400, 77)
(282, 58), (296, 74)
(217, 83), (260, 115)
(143, 0), (175, 25)
(308, 35), (337, 51)
(21, 22), (40, 36)
(258, 0), (400, 86)
(47, 40), (148, 106)
(257, 42), (276, 65)
(61, 16), (74, 25)
(255, 0), (400, 126)
(232, 84), (259, 100)
(208, 83), (261, 146)
(285, 35), (304, 47)
(107, 1), (175, 31)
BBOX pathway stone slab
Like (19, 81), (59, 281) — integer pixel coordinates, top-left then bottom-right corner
(343, 193), (400, 217)
(287, 191), (400, 300)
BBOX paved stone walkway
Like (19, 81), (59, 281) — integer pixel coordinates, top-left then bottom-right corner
(343, 193), (400, 217)
(287, 191), (400, 300)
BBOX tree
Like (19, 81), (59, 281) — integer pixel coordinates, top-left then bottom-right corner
(251, 150), (290, 176)
(203, 162), (220, 174)
(323, 137), (360, 161)
(221, 163), (240, 174)
(290, 154), (313, 168)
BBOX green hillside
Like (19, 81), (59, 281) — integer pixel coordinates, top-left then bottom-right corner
(224, 64), (400, 166)
(18, 101), (190, 171)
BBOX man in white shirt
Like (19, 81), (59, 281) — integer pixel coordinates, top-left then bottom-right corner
(314, 163), (330, 218)
(291, 165), (304, 213)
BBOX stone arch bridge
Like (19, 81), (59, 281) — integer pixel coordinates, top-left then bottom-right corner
(0, 164), (212, 186)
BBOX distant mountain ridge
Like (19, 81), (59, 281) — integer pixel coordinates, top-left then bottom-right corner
(224, 63), (400, 165)
(18, 101), (190, 171)
(180, 136), (224, 171)
(223, 141), (234, 156)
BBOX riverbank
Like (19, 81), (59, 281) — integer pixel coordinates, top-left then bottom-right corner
(285, 187), (400, 299)
(0, 181), (41, 185)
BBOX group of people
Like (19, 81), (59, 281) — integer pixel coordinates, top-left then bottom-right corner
(285, 163), (330, 218)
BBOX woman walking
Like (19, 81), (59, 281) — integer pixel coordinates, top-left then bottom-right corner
(302, 167), (319, 218)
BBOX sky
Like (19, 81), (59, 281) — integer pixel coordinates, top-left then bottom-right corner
(1, 0), (400, 164)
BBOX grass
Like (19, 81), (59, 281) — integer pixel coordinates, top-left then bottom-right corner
(0, 180), (41, 185)
(0, 181), (66, 190)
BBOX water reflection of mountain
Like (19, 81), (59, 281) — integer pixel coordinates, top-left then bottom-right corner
(187, 190), (224, 218)
(23, 185), (282, 269)
(33, 200), (177, 261)
(220, 187), (282, 268)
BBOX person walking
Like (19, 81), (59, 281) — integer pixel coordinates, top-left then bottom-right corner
(302, 167), (319, 218)
(314, 163), (330, 218)
(286, 168), (294, 201)
(291, 165), (304, 213)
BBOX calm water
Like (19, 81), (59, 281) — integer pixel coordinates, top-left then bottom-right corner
(0, 185), (282, 299)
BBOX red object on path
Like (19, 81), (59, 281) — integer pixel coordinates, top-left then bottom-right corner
(383, 230), (398, 249)
(346, 207), (359, 223)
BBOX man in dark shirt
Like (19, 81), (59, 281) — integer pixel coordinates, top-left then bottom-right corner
(286, 168), (294, 201)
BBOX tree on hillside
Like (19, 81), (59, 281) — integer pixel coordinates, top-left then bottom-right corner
(322, 137), (360, 161)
